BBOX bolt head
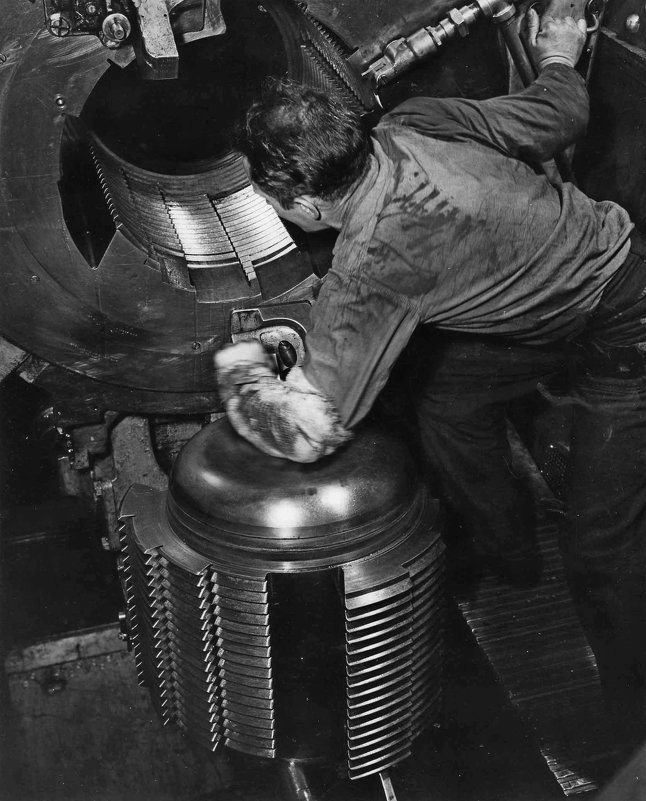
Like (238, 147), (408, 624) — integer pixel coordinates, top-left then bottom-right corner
(626, 13), (641, 32)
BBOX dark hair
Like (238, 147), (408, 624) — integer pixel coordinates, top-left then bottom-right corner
(237, 78), (371, 208)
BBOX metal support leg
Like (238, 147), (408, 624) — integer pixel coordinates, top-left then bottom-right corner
(379, 770), (399, 801)
(279, 760), (318, 801)
(496, 13), (537, 85)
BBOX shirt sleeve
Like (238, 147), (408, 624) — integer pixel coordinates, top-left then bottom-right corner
(386, 64), (588, 164)
(302, 268), (421, 429)
(216, 267), (418, 461)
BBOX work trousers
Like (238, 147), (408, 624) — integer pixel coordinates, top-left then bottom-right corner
(411, 235), (646, 746)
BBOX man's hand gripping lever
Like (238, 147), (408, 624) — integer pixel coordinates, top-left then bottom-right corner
(525, 0), (588, 71)
(214, 340), (277, 405)
(214, 339), (353, 463)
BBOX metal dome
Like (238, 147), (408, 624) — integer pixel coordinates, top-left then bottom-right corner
(167, 419), (424, 567)
(119, 421), (446, 781)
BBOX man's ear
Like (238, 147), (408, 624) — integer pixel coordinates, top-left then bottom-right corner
(293, 196), (322, 221)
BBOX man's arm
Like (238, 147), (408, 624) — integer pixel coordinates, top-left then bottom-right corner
(215, 272), (420, 462)
(388, 5), (589, 164)
(215, 341), (352, 463)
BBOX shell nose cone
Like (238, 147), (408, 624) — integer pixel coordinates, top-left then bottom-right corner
(168, 418), (422, 556)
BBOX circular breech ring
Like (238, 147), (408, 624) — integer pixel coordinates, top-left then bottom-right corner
(0, 0), (371, 413)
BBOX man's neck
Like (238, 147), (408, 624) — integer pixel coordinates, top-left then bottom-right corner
(319, 158), (375, 230)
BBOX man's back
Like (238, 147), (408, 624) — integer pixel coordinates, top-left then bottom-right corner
(331, 65), (632, 345)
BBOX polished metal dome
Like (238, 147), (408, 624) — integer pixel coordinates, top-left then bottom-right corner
(167, 419), (425, 568)
(119, 419), (445, 782)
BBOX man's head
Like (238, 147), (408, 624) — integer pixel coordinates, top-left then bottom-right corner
(238, 79), (371, 230)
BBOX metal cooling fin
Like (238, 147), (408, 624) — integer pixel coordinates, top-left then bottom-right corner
(119, 419), (446, 795)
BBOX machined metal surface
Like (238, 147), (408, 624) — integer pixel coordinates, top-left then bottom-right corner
(119, 421), (446, 780)
(1, 0), (510, 417)
(166, 420), (426, 566)
(364, 0), (507, 85)
(455, 517), (624, 795)
(90, 137), (297, 302)
(0, 0), (372, 411)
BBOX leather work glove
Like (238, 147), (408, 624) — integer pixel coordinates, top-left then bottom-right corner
(525, 0), (588, 71)
(214, 339), (275, 372)
(214, 339), (277, 404)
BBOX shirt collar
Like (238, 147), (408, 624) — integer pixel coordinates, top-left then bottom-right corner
(334, 150), (381, 228)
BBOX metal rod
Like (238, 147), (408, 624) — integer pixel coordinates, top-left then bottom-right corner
(379, 770), (399, 801)
(364, 0), (507, 85)
(279, 759), (318, 801)
(496, 15), (537, 86)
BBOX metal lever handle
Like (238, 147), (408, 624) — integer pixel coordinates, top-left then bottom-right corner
(529, 0), (602, 33)
(275, 339), (298, 380)
(585, 0), (606, 32)
(379, 770), (399, 801)
(364, 0), (515, 85)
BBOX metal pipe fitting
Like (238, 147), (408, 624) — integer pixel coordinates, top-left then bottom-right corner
(364, 0), (517, 85)
(494, 12), (538, 86)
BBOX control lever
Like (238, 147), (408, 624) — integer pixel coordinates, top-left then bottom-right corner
(276, 340), (298, 380)
(585, 0), (605, 32)
(379, 770), (398, 801)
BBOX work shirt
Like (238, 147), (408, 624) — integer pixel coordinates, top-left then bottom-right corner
(216, 64), (633, 461)
(302, 64), (632, 429)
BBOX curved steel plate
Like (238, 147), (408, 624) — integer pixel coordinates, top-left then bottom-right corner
(0, 0), (330, 407)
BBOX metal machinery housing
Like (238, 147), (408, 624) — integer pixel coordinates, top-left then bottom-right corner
(120, 420), (446, 791)
(4, 0), (646, 797)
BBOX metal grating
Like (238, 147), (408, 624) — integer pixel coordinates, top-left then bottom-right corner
(456, 517), (625, 795)
(162, 561), (221, 744)
(213, 189), (295, 268)
(344, 536), (445, 780)
(213, 571), (276, 759)
(295, 1), (376, 113)
(345, 575), (414, 779)
(119, 520), (145, 685)
(119, 516), (223, 750)
(408, 540), (446, 737)
(91, 143), (296, 301)
(120, 484), (445, 778)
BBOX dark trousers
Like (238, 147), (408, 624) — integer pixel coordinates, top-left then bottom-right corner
(410, 237), (646, 746)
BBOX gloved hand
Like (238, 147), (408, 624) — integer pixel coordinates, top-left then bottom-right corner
(214, 340), (277, 403)
(525, 0), (588, 72)
(214, 339), (275, 371)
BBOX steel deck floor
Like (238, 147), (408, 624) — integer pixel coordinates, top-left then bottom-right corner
(454, 511), (624, 796)
(2, 615), (569, 801)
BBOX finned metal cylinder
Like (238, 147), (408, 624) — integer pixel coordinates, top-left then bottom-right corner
(119, 419), (446, 780)
(89, 135), (297, 301)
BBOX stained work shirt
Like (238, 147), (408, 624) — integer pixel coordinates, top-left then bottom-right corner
(302, 64), (632, 429)
(217, 64), (632, 461)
